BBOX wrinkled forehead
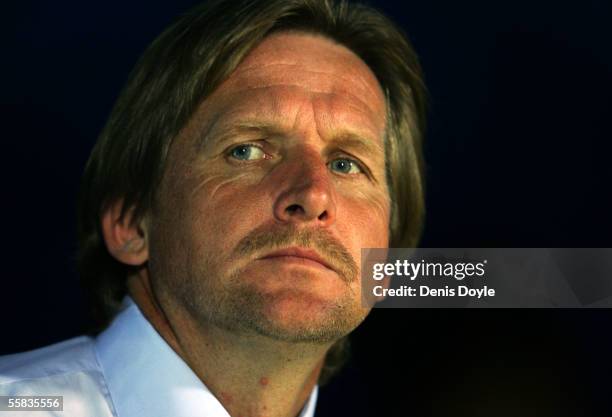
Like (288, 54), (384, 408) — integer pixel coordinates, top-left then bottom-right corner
(191, 31), (388, 144)
(227, 33), (383, 113)
(233, 31), (386, 105)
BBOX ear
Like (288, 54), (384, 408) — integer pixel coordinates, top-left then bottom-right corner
(101, 200), (149, 266)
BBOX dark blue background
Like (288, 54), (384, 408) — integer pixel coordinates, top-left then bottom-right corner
(2, 0), (611, 415)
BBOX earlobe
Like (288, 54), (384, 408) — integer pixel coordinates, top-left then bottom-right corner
(100, 200), (149, 266)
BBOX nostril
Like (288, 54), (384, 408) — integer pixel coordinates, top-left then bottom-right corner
(317, 211), (328, 221)
(286, 204), (302, 214)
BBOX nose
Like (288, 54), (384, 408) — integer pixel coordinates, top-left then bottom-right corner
(273, 151), (337, 227)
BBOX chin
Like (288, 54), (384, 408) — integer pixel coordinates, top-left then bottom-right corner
(248, 288), (367, 344)
(194, 274), (368, 343)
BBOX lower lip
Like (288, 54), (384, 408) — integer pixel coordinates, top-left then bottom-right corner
(260, 255), (333, 271)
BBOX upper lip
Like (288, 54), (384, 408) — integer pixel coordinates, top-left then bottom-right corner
(260, 247), (334, 271)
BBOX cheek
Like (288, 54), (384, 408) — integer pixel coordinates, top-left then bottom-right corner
(188, 170), (253, 201)
(153, 166), (271, 285)
(336, 187), (390, 249)
(178, 167), (269, 248)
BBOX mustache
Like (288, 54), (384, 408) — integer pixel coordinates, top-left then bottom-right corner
(233, 223), (358, 283)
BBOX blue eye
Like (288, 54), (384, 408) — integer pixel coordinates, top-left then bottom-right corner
(329, 158), (362, 174)
(229, 144), (265, 161)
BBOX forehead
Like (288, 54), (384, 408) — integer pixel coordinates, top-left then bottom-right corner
(232, 31), (385, 105)
(194, 31), (387, 143)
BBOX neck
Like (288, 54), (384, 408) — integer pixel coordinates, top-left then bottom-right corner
(128, 272), (331, 417)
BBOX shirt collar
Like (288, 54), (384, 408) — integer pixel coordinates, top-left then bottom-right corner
(94, 296), (318, 417)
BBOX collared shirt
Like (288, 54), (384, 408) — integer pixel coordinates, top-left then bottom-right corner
(0, 297), (318, 417)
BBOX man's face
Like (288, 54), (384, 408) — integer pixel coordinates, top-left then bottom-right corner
(147, 32), (390, 344)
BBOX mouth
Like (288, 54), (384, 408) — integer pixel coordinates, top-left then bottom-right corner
(259, 247), (335, 272)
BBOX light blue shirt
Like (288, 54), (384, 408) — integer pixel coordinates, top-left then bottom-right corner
(0, 297), (318, 417)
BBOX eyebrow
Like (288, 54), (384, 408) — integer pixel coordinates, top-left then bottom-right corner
(215, 121), (285, 144)
(195, 120), (279, 152)
(202, 119), (384, 158)
(330, 132), (384, 157)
